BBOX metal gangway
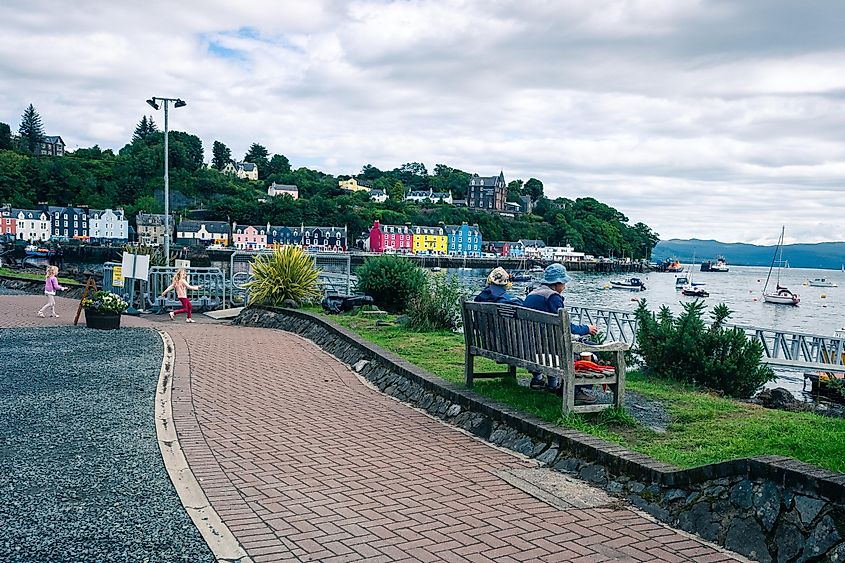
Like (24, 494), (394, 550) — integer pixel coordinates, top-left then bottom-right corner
(568, 305), (845, 373)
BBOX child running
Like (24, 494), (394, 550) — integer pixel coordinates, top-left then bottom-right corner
(37, 265), (66, 318)
(160, 268), (202, 323)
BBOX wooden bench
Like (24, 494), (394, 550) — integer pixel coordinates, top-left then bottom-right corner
(461, 299), (630, 414)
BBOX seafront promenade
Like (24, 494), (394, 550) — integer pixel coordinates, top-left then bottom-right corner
(0, 294), (744, 562)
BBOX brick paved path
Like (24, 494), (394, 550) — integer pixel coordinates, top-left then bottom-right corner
(1, 295), (744, 562)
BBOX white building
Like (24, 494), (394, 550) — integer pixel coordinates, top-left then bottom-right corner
(267, 182), (299, 199)
(405, 188), (453, 205)
(89, 208), (129, 242)
(368, 188), (388, 203)
(12, 209), (51, 242)
(540, 245), (585, 262)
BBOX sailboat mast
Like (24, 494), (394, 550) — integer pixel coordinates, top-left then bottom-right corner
(762, 226), (783, 293)
(776, 227), (784, 286)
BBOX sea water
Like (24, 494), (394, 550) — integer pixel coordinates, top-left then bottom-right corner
(447, 265), (845, 398)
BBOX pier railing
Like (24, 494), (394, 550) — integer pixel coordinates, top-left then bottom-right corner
(568, 305), (845, 372)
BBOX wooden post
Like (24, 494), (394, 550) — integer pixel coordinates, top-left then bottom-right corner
(73, 277), (98, 326)
(614, 349), (627, 408)
(461, 299), (475, 388)
(559, 308), (575, 415)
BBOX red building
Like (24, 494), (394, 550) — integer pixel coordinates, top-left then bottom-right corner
(0, 206), (16, 241)
(369, 220), (413, 253)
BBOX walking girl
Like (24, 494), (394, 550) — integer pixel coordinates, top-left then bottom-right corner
(160, 268), (202, 323)
(37, 265), (66, 318)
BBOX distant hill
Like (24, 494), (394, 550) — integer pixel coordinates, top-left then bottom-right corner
(653, 239), (845, 270)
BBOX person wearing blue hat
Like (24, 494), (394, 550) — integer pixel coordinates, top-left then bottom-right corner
(523, 263), (598, 402)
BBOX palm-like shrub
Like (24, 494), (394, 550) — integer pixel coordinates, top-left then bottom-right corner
(355, 255), (426, 313)
(244, 246), (320, 307)
(634, 299), (774, 398)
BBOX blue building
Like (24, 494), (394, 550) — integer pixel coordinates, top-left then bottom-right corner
(445, 222), (482, 256)
(48, 206), (89, 240)
(267, 225), (347, 251)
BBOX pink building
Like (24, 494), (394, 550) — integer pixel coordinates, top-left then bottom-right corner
(369, 220), (413, 253)
(233, 224), (267, 250)
(0, 206), (15, 241)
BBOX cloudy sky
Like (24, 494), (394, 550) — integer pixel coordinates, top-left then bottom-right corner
(2, 0), (845, 244)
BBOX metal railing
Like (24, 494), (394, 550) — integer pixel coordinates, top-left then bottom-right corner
(568, 303), (845, 372)
(229, 250), (352, 306)
(146, 266), (227, 311)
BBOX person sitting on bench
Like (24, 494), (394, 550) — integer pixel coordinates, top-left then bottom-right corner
(474, 267), (524, 305)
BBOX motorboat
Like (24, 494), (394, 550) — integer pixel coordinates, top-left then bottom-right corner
(665, 259), (684, 272)
(529, 265), (544, 273)
(675, 274), (705, 289)
(681, 285), (709, 297)
(430, 266), (442, 272)
(808, 278), (837, 288)
(510, 270), (532, 282)
(25, 244), (55, 257)
(762, 227), (799, 306)
(701, 257), (729, 272)
(610, 278), (646, 291)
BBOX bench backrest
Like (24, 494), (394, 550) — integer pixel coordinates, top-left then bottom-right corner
(462, 300), (573, 375)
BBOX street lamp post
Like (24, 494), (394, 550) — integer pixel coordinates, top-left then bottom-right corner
(145, 96), (186, 265)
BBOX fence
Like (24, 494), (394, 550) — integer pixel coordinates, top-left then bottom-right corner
(101, 262), (226, 312)
(229, 251), (352, 306)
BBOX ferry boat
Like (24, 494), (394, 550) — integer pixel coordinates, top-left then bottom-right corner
(701, 257), (729, 272)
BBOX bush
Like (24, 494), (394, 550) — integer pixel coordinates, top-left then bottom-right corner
(355, 256), (426, 313)
(634, 299), (775, 398)
(407, 274), (467, 331)
(244, 246), (320, 306)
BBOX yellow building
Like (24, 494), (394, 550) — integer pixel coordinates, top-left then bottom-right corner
(412, 225), (448, 254)
(338, 178), (372, 192)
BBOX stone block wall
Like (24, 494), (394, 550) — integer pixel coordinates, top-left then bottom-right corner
(235, 307), (845, 562)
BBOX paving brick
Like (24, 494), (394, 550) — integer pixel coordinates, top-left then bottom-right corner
(0, 296), (745, 563)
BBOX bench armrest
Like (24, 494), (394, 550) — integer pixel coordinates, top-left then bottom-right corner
(572, 341), (631, 353)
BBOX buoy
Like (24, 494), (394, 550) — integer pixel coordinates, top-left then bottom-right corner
(752, 298), (758, 301)
(603, 283), (610, 289)
(821, 294), (827, 298)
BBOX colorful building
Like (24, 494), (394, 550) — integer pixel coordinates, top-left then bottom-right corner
(369, 220), (413, 253)
(468, 172), (507, 212)
(89, 208), (129, 243)
(49, 206), (89, 240)
(13, 209), (51, 242)
(233, 225), (268, 250)
(0, 205), (16, 241)
(266, 225), (347, 252)
(445, 223), (482, 256)
(176, 220), (230, 246)
(412, 225), (447, 254)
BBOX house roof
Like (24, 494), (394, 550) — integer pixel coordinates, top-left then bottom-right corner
(519, 239), (546, 247)
(406, 190), (450, 198)
(469, 172), (505, 187)
(178, 220), (229, 233)
(136, 213), (168, 226)
(368, 189), (386, 196)
(238, 162), (257, 171)
(43, 136), (64, 145)
(11, 208), (47, 218)
(269, 182), (297, 191)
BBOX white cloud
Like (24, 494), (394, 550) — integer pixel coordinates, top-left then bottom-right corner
(1, 0), (845, 243)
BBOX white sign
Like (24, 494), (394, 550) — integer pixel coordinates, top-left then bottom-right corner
(174, 259), (191, 269)
(121, 252), (151, 280)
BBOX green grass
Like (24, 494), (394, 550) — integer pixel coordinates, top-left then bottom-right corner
(0, 267), (77, 285)
(314, 307), (845, 473)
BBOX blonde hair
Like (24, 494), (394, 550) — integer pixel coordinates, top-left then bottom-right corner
(173, 268), (187, 283)
(46, 265), (59, 278)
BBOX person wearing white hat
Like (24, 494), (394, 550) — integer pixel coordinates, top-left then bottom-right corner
(473, 267), (524, 305)
(523, 263), (598, 402)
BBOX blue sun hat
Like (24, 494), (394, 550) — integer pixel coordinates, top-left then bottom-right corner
(542, 263), (572, 285)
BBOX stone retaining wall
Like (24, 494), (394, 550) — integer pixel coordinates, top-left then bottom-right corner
(0, 277), (86, 298)
(236, 306), (845, 563)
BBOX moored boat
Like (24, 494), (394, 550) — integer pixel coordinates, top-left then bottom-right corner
(665, 259), (684, 272)
(808, 278), (837, 288)
(762, 227), (799, 306)
(702, 257), (729, 272)
(610, 277), (646, 291)
(510, 270), (532, 282)
(681, 286), (709, 297)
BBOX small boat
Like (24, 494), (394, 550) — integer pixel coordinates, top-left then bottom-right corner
(701, 257), (729, 272)
(809, 278), (837, 288)
(675, 274), (705, 289)
(510, 270), (532, 282)
(25, 245), (55, 257)
(762, 227), (799, 306)
(681, 286), (709, 297)
(431, 266), (442, 272)
(665, 260), (684, 273)
(529, 265), (544, 273)
(610, 278), (646, 291)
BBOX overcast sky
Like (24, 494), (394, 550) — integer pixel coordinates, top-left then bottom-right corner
(3, 0), (845, 244)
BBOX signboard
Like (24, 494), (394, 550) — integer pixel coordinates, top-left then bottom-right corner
(112, 265), (124, 287)
(121, 252), (151, 280)
(174, 259), (191, 269)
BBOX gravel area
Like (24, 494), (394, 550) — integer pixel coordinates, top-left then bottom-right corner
(0, 327), (214, 563)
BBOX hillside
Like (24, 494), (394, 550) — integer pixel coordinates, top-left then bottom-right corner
(654, 239), (845, 270)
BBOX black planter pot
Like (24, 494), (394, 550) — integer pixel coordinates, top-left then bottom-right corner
(84, 310), (122, 330)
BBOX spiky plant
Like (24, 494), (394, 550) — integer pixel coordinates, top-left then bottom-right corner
(243, 246), (320, 306)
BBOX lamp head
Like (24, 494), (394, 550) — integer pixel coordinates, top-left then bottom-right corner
(146, 98), (160, 110)
(174, 99), (187, 108)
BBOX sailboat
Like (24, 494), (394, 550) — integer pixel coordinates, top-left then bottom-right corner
(680, 254), (708, 297)
(763, 226), (800, 306)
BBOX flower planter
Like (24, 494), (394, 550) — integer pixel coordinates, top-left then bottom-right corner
(84, 310), (122, 330)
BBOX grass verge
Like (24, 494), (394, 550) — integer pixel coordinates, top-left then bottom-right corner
(313, 308), (845, 473)
(0, 267), (77, 285)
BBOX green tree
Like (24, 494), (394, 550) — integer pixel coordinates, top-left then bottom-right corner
(267, 153), (291, 175)
(244, 142), (270, 173)
(18, 104), (45, 153)
(524, 178), (544, 201)
(132, 115), (158, 143)
(0, 122), (11, 150)
(211, 140), (232, 169)
(388, 180), (405, 202)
